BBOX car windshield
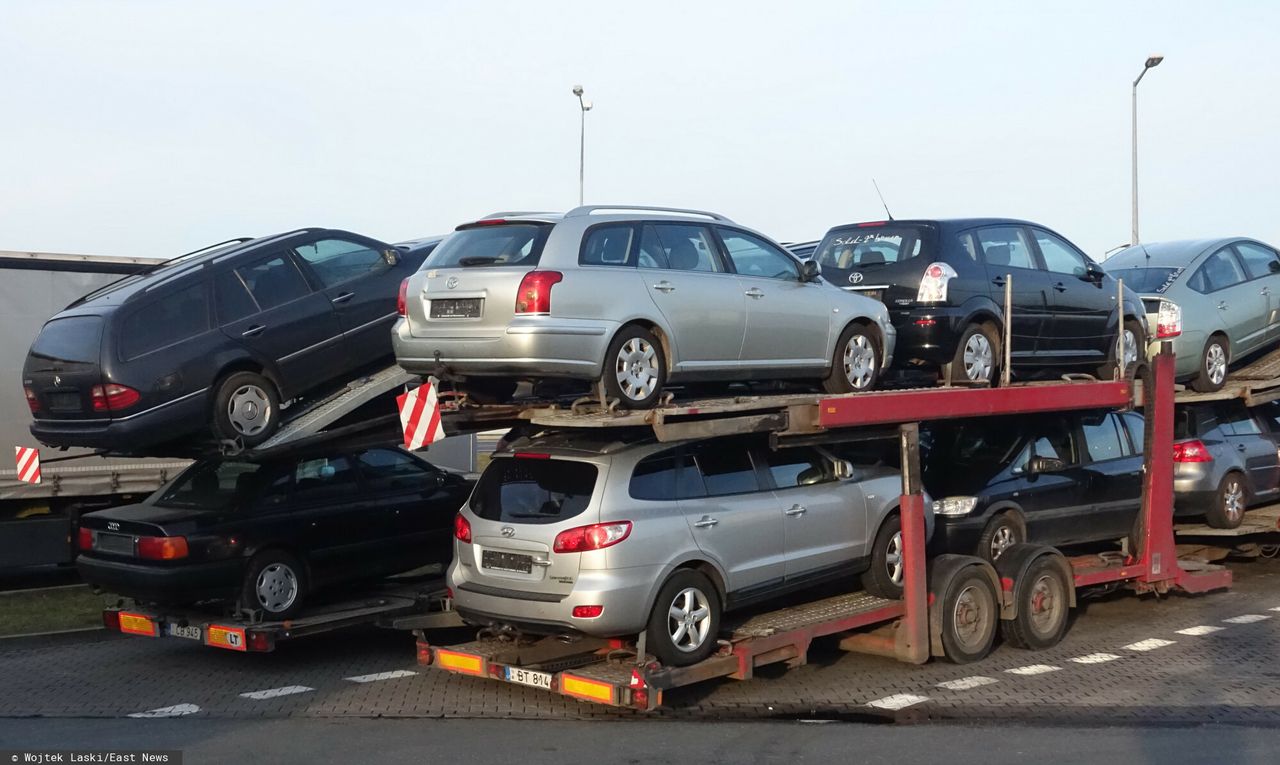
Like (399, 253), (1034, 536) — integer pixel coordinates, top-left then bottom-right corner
(155, 460), (274, 511)
(29, 316), (104, 364)
(813, 224), (932, 270)
(471, 457), (597, 524)
(922, 420), (1024, 473)
(425, 223), (552, 268)
(1109, 266), (1184, 294)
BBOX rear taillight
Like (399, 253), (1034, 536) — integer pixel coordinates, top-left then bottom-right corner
(135, 535), (189, 560)
(1156, 300), (1182, 339)
(572, 605), (604, 618)
(78, 527), (93, 550)
(553, 521), (632, 553)
(397, 278), (409, 316)
(90, 384), (140, 413)
(1173, 439), (1213, 463)
(515, 271), (563, 314)
(454, 513), (472, 544)
(23, 387), (39, 414)
(916, 262), (958, 303)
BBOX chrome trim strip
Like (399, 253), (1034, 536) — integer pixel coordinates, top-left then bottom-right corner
(505, 325), (607, 336)
(112, 387), (211, 421)
(278, 333), (345, 364)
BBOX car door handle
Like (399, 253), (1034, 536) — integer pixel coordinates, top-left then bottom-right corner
(1238, 444), (1248, 452)
(241, 325), (266, 337)
(784, 504), (807, 516)
(1053, 282), (1068, 293)
(745, 288), (765, 299)
(1263, 287), (1271, 296)
(652, 281), (676, 293)
(1218, 301), (1228, 310)
(693, 516), (719, 528)
(991, 277), (1006, 287)
(331, 292), (355, 304)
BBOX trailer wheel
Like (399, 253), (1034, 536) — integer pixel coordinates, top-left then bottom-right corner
(939, 566), (998, 664)
(862, 513), (904, 599)
(241, 549), (307, 619)
(1000, 555), (1070, 650)
(646, 569), (721, 667)
(213, 371), (281, 446)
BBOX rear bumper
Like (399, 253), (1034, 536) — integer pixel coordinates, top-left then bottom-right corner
(30, 393), (206, 452)
(393, 317), (614, 378)
(888, 307), (967, 367)
(77, 554), (242, 604)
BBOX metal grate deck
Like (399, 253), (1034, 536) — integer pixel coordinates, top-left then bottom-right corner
(729, 591), (899, 639)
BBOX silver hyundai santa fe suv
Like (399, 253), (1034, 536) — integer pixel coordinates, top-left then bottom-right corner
(393, 206), (896, 407)
(448, 431), (932, 666)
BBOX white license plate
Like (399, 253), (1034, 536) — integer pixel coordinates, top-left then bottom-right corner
(167, 624), (202, 641)
(505, 666), (553, 690)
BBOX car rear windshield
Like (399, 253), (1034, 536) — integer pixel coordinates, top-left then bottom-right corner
(813, 224), (933, 270)
(155, 460), (273, 511)
(425, 223), (552, 268)
(1109, 266), (1184, 294)
(30, 316), (104, 364)
(471, 457), (598, 524)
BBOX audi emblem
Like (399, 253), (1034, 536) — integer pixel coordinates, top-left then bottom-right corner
(848, 272), (864, 285)
(445, 276), (459, 289)
(500, 526), (515, 538)
(107, 521), (120, 531)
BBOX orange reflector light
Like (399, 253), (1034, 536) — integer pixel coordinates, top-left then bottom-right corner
(206, 624), (247, 651)
(117, 612), (157, 637)
(560, 674), (615, 704)
(435, 649), (485, 676)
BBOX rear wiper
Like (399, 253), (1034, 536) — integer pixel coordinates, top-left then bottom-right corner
(459, 256), (501, 266)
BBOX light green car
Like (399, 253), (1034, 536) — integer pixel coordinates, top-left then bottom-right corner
(1104, 238), (1280, 391)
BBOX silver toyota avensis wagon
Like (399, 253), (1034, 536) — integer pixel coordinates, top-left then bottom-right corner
(393, 206), (896, 408)
(447, 431), (932, 667)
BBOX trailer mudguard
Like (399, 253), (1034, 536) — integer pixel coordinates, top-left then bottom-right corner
(993, 544), (1076, 620)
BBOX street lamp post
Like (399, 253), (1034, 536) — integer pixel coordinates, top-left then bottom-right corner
(1131, 55), (1164, 245)
(572, 85), (593, 206)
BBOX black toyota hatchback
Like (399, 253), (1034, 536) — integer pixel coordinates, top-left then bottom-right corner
(24, 229), (437, 453)
(76, 446), (472, 618)
(810, 219), (1149, 384)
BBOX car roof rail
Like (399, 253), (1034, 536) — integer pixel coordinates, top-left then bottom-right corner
(564, 205), (733, 222)
(68, 236), (258, 307)
(477, 211), (562, 219)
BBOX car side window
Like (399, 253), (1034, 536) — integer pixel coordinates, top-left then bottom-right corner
(718, 229), (800, 281)
(1121, 412), (1146, 454)
(758, 447), (832, 489)
(977, 227), (1038, 270)
(291, 456), (359, 502)
(1011, 420), (1075, 473)
(1235, 242), (1280, 281)
(579, 225), (635, 267)
(641, 224), (724, 273)
(1082, 413), (1127, 462)
(356, 449), (436, 493)
(294, 239), (388, 288)
(1033, 229), (1091, 277)
(236, 254), (311, 309)
(956, 232), (980, 261)
(215, 270), (259, 324)
(1192, 248), (1247, 293)
(691, 446), (760, 496)
(119, 282), (211, 360)
(629, 450), (681, 501)
(1220, 405), (1262, 435)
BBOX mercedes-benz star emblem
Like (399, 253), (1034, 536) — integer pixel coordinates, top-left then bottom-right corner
(445, 276), (459, 289)
(848, 272), (864, 285)
(500, 526), (515, 537)
(53, 375), (62, 386)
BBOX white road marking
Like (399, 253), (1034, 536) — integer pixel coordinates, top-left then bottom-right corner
(345, 670), (418, 683)
(866, 693), (929, 710)
(1223, 614), (1270, 624)
(240, 685), (314, 700)
(1269, 606), (1280, 612)
(1004, 665), (1061, 675)
(1069, 653), (1121, 664)
(1177, 625), (1225, 636)
(128, 704), (200, 718)
(1124, 638), (1175, 651)
(937, 676), (999, 690)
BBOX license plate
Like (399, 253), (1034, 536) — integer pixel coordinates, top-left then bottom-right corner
(430, 298), (482, 318)
(845, 288), (883, 302)
(482, 550), (533, 574)
(95, 532), (135, 556)
(46, 392), (81, 411)
(505, 666), (553, 689)
(167, 623), (202, 641)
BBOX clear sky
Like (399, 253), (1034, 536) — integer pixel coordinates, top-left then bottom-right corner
(1, 1), (1276, 261)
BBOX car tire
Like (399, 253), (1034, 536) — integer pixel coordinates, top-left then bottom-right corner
(240, 549), (307, 619)
(939, 565), (999, 664)
(464, 378), (518, 404)
(822, 323), (882, 394)
(1099, 319), (1147, 381)
(949, 323), (999, 385)
(1206, 472), (1247, 530)
(1000, 555), (1070, 650)
(1190, 335), (1229, 393)
(603, 326), (667, 409)
(212, 371), (281, 447)
(645, 569), (721, 667)
(977, 511), (1024, 562)
(861, 513), (904, 599)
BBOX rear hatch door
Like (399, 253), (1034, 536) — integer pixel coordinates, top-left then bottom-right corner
(23, 315), (106, 419)
(810, 222), (938, 306)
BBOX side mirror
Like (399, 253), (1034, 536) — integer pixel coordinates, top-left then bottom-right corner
(383, 249), (401, 267)
(833, 459), (857, 480)
(800, 259), (822, 282)
(1082, 262), (1104, 282)
(1027, 455), (1067, 474)
(1269, 260), (1280, 274)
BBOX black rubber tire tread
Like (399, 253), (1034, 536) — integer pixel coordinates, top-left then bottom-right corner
(1000, 555), (1071, 650)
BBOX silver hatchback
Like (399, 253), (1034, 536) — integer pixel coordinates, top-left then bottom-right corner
(447, 431), (931, 667)
(393, 206), (895, 407)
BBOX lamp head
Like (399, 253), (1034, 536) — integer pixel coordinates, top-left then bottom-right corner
(572, 85), (584, 96)
(1145, 55), (1164, 68)
(581, 99), (593, 111)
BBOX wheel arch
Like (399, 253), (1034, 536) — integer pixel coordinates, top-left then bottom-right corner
(605, 318), (678, 379)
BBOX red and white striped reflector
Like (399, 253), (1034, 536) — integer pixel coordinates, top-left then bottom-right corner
(14, 446), (41, 484)
(397, 380), (446, 451)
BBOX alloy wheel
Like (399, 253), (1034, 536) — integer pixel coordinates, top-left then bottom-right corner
(1122, 329), (1139, 370)
(228, 384), (272, 436)
(667, 587), (712, 653)
(1223, 478), (1245, 524)
(885, 530), (904, 585)
(256, 563), (298, 613)
(843, 334), (877, 390)
(1206, 343), (1228, 386)
(615, 337), (659, 401)
(990, 525), (1016, 559)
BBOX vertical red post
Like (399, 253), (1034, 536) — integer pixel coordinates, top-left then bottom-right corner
(896, 423), (930, 663)
(1137, 344), (1177, 583)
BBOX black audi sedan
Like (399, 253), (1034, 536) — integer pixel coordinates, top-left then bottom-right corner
(76, 446), (472, 618)
(24, 228), (439, 453)
(921, 410), (1147, 561)
(808, 219), (1149, 385)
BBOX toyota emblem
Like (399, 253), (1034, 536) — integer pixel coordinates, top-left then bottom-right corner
(445, 276), (459, 289)
(500, 526), (515, 538)
(848, 272), (864, 285)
